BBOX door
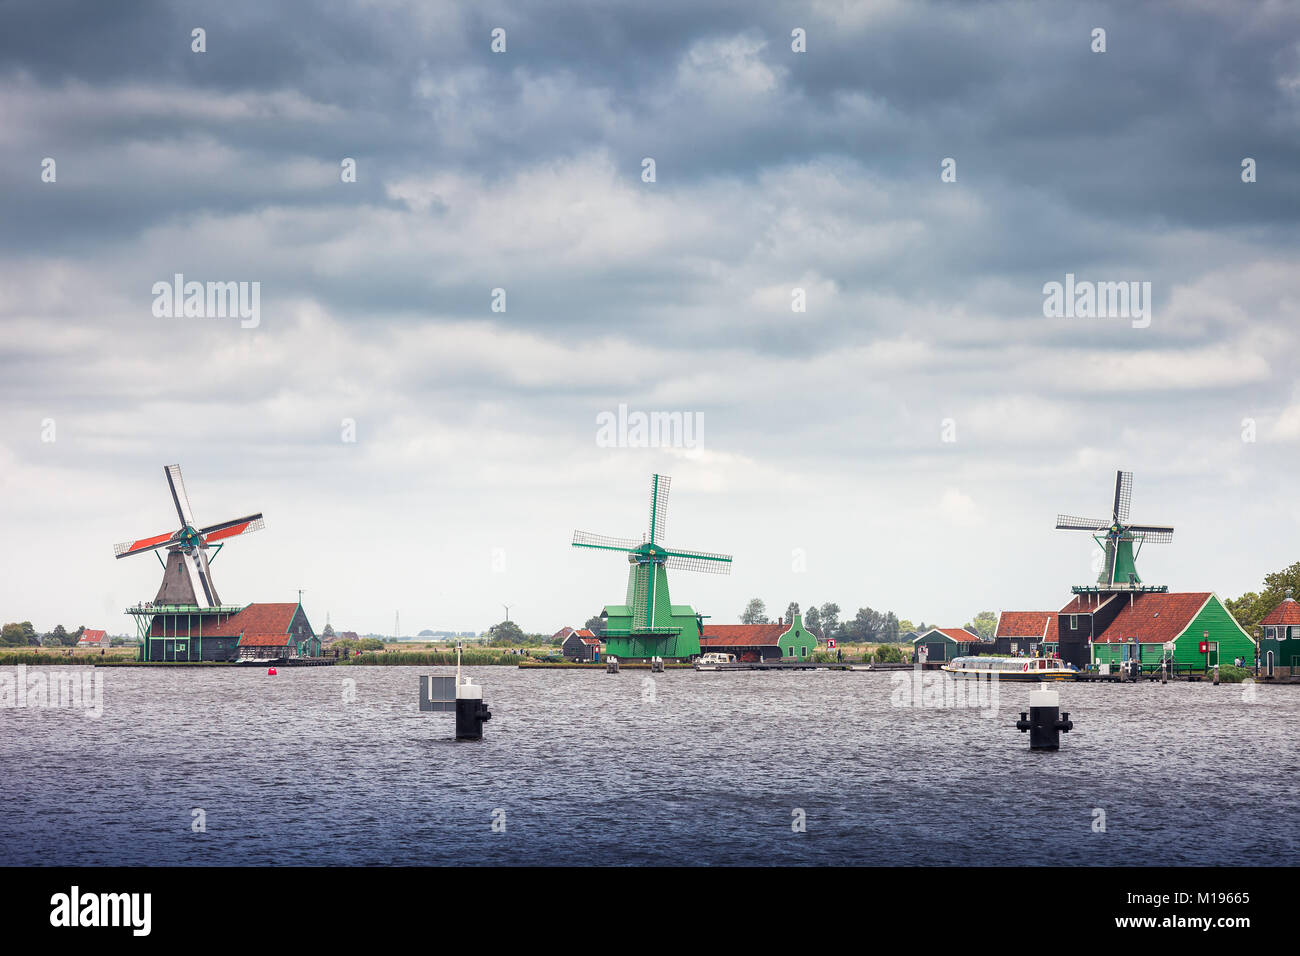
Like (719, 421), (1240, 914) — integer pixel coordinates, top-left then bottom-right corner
(1267, 650), (1274, 677)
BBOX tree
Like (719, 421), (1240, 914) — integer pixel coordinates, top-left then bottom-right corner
(1, 623), (25, 646)
(741, 598), (767, 625)
(818, 603), (841, 640)
(898, 619), (915, 635)
(804, 605), (822, 638)
(784, 602), (800, 625)
(487, 619), (525, 645)
(874, 643), (907, 664)
(50, 624), (71, 646)
(1228, 562), (1300, 630)
(583, 614), (604, 635)
(965, 611), (997, 641)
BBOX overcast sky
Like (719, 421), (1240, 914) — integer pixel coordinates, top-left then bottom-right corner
(2, 0), (1299, 637)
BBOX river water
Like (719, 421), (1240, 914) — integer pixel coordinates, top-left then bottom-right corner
(1, 665), (1294, 865)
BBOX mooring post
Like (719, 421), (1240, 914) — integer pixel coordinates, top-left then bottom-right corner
(1015, 682), (1073, 751)
(1213, 664), (1220, 686)
(1161, 659), (1168, 684)
(650, 656), (664, 673)
(606, 656), (619, 674)
(453, 643), (491, 740)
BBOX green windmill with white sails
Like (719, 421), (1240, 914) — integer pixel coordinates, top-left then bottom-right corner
(572, 474), (732, 660)
(1056, 469), (1175, 591)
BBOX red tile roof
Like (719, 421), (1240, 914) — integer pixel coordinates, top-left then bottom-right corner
(77, 629), (109, 645)
(579, 637), (602, 646)
(700, 624), (788, 647)
(552, 626), (576, 641)
(1044, 615), (1059, 643)
(1090, 592), (1212, 644)
(239, 632), (296, 648)
(203, 603), (299, 637)
(1260, 597), (1300, 627)
(574, 629), (595, 638)
(996, 612), (1054, 639)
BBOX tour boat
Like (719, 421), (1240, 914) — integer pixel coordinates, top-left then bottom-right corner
(694, 652), (737, 670)
(941, 656), (1075, 681)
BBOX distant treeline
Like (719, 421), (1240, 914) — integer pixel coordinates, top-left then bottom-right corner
(738, 600), (997, 643)
(0, 623), (126, 647)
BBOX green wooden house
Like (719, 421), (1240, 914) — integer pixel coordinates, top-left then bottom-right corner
(911, 627), (984, 663)
(699, 614), (820, 662)
(1258, 589), (1300, 676)
(1086, 591), (1254, 669)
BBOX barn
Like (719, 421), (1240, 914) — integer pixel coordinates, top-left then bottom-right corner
(1080, 591), (1254, 669)
(1258, 589), (1300, 676)
(561, 628), (604, 662)
(699, 614), (820, 662)
(911, 627), (984, 663)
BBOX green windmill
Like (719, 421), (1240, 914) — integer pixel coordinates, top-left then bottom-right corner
(1056, 470), (1174, 591)
(572, 474), (732, 660)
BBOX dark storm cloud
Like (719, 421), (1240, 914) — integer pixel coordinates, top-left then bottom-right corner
(3, 0), (1296, 237)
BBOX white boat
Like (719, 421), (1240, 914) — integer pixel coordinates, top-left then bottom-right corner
(941, 655), (1075, 681)
(694, 652), (737, 671)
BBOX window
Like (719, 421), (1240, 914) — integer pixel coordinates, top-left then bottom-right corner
(1070, 615), (1078, 630)
(787, 646), (794, 657)
(801, 646), (807, 657)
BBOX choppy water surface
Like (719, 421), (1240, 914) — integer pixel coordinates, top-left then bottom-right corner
(1, 666), (1295, 865)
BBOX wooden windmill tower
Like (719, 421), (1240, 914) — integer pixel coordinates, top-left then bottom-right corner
(572, 474), (732, 660)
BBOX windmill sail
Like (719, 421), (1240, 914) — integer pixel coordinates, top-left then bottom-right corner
(166, 464), (196, 528)
(1113, 471), (1133, 522)
(648, 474), (670, 546)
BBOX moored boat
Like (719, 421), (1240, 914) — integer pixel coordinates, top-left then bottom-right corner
(941, 655), (1075, 681)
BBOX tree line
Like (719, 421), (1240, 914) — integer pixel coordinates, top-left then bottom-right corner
(739, 600), (998, 643)
(0, 623), (103, 647)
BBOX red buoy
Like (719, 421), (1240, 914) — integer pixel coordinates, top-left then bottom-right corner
(267, 666), (277, 675)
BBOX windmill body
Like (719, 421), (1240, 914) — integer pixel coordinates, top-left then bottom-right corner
(573, 474), (732, 660)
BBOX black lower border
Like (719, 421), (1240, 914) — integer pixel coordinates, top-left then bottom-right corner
(0, 865), (1278, 943)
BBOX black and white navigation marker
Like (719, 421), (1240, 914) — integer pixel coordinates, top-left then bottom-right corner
(1014, 683), (1073, 751)
(419, 643), (492, 741)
